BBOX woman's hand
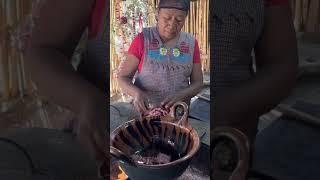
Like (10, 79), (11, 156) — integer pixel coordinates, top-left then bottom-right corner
(132, 91), (148, 114)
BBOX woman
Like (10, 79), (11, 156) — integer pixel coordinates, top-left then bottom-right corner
(117, 0), (204, 114)
(213, 0), (298, 142)
(24, 0), (108, 178)
(211, 0), (298, 179)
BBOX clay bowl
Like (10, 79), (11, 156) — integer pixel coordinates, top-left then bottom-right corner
(110, 102), (200, 180)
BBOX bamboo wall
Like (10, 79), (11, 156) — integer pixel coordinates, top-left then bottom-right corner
(183, 0), (210, 72)
(110, 0), (120, 98)
(0, 0), (33, 102)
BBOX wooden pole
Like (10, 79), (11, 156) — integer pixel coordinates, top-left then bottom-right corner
(302, 0), (309, 31)
(294, 0), (301, 31)
(110, 0), (113, 96)
(0, 1), (4, 27)
(18, 0), (33, 97)
(306, 0), (320, 32)
(8, 0), (19, 98)
(208, 0), (210, 71)
(277, 104), (320, 128)
(14, 0), (24, 97)
(0, 0), (4, 99)
(1, 0), (10, 99)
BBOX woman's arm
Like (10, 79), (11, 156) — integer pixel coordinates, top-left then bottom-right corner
(116, 54), (144, 98)
(116, 54), (148, 112)
(25, 0), (101, 114)
(24, 0), (108, 177)
(213, 4), (299, 140)
(184, 63), (204, 99)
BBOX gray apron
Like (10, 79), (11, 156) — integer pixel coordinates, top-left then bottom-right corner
(211, 0), (265, 139)
(134, 27), (195, 108)
(212, 0), (264, 92)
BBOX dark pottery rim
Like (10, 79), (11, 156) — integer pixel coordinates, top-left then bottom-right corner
(111, 118), (200, 169)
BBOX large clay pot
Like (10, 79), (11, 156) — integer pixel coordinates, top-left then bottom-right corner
(110, 102), (200, 180)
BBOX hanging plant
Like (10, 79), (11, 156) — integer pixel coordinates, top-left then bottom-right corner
(120, 16), (128, 24)
(112, 0), (155, 60)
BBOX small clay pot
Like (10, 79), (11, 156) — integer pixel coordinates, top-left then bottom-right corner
(110, 102), (200, 180)
(211, 127), (250, 180)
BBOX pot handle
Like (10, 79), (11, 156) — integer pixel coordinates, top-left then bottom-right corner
(170, 102), (189, 128)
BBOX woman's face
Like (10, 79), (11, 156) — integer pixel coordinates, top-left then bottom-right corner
(157, 8), (187, 41)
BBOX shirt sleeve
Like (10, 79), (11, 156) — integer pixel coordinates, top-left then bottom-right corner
(88, 0), (105, 38)
(265, 0), (289, 7)
(127, 33), (144, 61)
(193, 39), (201, 64)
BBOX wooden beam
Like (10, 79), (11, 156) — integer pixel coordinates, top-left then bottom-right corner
(294, 0), (302, 31)
(306, 0), (319, 32)
(277, 103), (320, 127)
(1, 0), (10, 99)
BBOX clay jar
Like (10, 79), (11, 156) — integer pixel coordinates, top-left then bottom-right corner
(211, 127), (251, 180)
